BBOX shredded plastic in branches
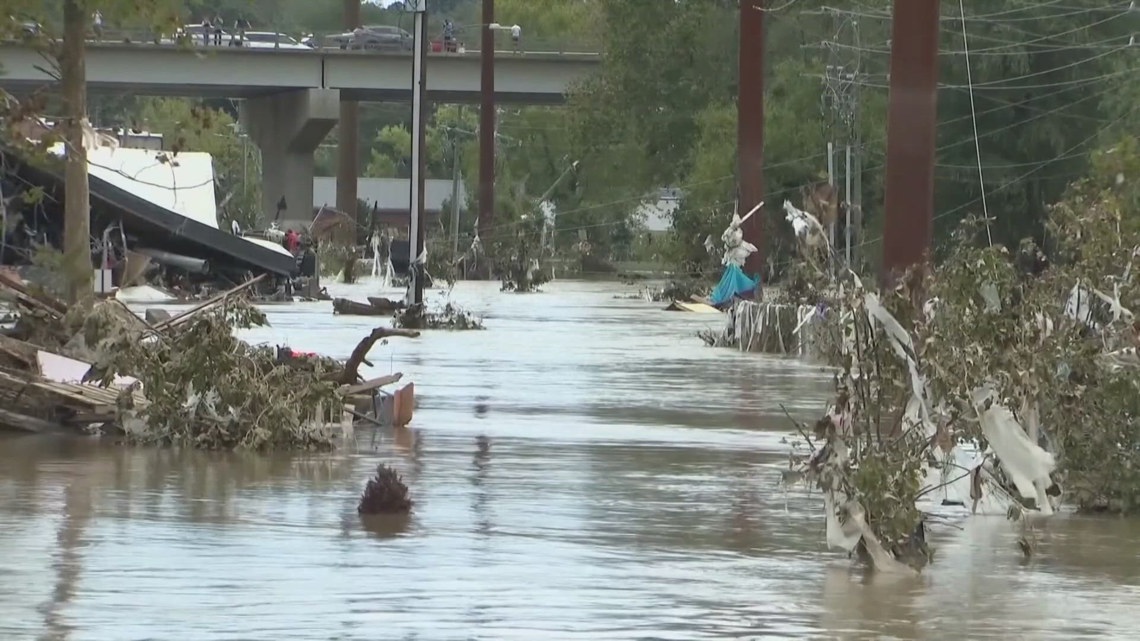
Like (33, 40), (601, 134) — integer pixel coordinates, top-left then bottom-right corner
(786, 138), (1140, 572)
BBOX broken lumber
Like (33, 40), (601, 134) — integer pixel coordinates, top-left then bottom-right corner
(0, 333), (38, 371)
(340, 373), (403, 395)
(0, 270), (67, 318)
(0, 406), (64, 433)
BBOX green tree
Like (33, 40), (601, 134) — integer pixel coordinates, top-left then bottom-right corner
(134, 97), (261, 230)
(929, 0), (1135, 246)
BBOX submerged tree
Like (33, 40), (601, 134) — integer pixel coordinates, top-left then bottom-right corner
(776, 134), (1140, 573)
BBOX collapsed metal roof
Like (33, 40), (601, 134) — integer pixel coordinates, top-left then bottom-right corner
(7, 147), (298, 277)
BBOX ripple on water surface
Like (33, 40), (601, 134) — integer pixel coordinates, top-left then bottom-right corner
(1, 281), (1138, 640)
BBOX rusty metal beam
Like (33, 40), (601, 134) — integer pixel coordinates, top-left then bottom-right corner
(478, 0), (495, 240)
(336, 0), (362, 229)
(738, 0), (766, 277)
(882, 0), (941, 283)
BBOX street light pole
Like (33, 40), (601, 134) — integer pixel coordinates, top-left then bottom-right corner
(450, 114), (463, 260)
(479, 0), (496, 243)
(407, 0), (429, 306)
(337, 0), (362, 232)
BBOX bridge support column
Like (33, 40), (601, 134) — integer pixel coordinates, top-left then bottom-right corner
(241, 89), (340, 227)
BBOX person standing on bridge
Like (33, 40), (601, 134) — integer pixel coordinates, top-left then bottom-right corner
(510, 23), (521, 54)
(443, 19), (456, 53)
(232, 16), (249, 46)
(200, 16), (212, 46)
(212, 14), (223, 45)
(92, 10), (103, 41)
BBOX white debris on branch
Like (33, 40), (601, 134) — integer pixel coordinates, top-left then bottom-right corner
(705, 202), (762, 267)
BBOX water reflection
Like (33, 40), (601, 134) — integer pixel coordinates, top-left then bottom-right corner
(471, 436), (492, 537)
(1, 281), (1139, 639)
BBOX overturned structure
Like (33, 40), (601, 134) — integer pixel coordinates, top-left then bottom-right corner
(1, 144), (298, 296)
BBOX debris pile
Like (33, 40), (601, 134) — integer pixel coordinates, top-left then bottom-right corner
(0, 272), (419, 449)
(357, 463), (414, 514)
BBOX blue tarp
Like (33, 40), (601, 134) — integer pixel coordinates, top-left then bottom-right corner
(710, 264), (760, 307)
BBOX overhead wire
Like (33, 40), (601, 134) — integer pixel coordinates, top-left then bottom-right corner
(958, 0), (992, 245)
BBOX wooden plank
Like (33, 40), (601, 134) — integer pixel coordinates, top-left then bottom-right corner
(340, 373), (403, 395)
(0, 335), (37, 370)
(0, 369), (136, 411)
(0, 271), (67, 316)
(36, 379), (118, 400)
(392, 382), (414, 427)
(0, 407), (65, 433)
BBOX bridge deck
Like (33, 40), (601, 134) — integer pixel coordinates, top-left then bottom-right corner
(0, 42), (599, 104)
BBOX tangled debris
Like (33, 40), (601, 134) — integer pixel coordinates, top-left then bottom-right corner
(0, 273), (419, 449)
(357, 463), (414, 514)
(333, 296), (405, 317)
(772, 138), (1140, 570)
(394, 301), (484, 330)
(499, 261), (548, 293)
(488, 201), (549, 293)
(640, 279), (710, 303)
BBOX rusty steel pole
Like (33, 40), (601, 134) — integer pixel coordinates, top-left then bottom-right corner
(738, 0), (766, 278)
(337, 0), (361, 230)
(881, 0), (941, 284)
(478, 0), (496, 241)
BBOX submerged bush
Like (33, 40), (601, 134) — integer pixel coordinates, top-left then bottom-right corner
(358, 463), (413, 514)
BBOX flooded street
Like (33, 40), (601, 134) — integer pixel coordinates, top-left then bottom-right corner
(1, 280), (1138, 640)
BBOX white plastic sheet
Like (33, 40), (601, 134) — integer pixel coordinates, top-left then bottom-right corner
(971, 387), (1056, 514)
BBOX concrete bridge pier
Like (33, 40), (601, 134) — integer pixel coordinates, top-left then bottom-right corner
(240, 89), (340, 225)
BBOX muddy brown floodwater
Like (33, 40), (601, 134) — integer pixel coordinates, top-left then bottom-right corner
(2, 280), (1139, 640)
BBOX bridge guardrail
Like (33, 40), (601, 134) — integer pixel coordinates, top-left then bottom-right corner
(5, 26), (601, 56)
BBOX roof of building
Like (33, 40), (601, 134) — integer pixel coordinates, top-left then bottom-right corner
(313, 177), (466, 213)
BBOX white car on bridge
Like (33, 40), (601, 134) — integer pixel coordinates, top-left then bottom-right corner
(169, 25), (310, 50)
(238, 31), (312, 50)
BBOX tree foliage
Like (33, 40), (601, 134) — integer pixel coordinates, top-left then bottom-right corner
(567, 0), (1138, 275)
(8, 0), (1134, 275)
(134, 97), (261, 230)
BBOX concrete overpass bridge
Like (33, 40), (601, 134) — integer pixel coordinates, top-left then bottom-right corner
(0, 42), (598, 103)
(0, 42), (600, 221)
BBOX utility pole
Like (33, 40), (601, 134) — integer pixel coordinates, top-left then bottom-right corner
(821, 8), (862, 272)
(407, 0), (429, 306)
(738, 0), (766, 278)
(882, 0), (940, 284)
(450, 107), (463, 260)
(61, 0), (92, 302)
(478, 0), (496, 242)
(337, 0), (361, 231)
